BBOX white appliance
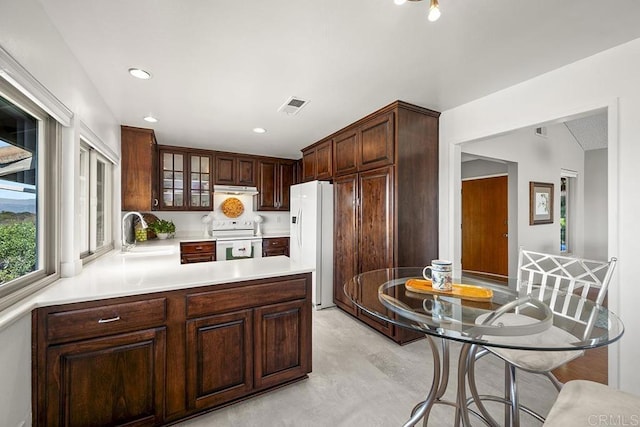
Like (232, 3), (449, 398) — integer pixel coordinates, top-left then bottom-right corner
(211, 220), (263, 261)
(290, 180), (334, 310)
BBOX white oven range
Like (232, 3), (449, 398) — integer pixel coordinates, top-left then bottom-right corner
(211, 220), (262, 261)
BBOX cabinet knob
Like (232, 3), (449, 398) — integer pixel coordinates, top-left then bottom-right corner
(153, 198), (159, 207)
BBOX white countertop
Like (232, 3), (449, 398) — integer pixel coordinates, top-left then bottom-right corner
(0, 240), (310, 330)
(173, 231), (290, 242)
(261, 231), (291, 238)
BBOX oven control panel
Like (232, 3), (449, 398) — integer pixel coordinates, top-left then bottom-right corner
(211, 220), (254, 230)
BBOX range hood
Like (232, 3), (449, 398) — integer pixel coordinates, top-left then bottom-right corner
(213, 185), (259, 196)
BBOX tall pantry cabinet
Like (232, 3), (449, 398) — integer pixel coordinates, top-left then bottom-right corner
(331, 101), (440, 344)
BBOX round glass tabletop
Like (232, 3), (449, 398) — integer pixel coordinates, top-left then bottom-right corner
(344, 267), (624, 351)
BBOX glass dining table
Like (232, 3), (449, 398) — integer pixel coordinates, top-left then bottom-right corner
(344, 267), (625, 427)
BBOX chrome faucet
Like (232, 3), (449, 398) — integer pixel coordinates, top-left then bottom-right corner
(121, 211), (148, 252)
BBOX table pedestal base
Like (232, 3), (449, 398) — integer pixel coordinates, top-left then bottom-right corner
(404, 335), (476, 427)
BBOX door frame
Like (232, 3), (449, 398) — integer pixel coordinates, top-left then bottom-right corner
(444, 98), (620, 387)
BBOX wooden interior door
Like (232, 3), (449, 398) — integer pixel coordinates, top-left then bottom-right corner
(462, 176), (508, 278)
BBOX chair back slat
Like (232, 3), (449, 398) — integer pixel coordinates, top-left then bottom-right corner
(517, 249), (617, 330)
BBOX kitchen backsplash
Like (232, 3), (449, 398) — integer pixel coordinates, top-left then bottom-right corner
(150, 194), (290, 236)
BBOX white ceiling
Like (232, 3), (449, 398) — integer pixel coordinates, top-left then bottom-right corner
(565, 113), (608, 151)
(37, 0), (640, 159)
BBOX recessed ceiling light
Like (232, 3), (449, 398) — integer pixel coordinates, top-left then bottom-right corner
(143, 115), (158, 123)
(253, 128), (266, 134)
(128, 68), (152, 79)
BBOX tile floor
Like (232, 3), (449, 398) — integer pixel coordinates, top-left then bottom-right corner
(180, 307), (557, 426)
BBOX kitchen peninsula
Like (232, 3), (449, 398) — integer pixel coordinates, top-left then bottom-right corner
(25, 243), (313, 426)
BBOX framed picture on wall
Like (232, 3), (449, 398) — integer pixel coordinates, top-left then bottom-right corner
(529, 181), (554, 225)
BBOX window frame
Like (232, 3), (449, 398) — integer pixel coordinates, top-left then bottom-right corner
(560, 170), (578, 254)
(79, 139), (114, 264)
(0, 79), (59, 310)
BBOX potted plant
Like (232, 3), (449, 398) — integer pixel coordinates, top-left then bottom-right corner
(148, 219), (176, 239)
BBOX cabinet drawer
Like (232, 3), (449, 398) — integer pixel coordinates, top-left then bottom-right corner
(182, 254), (215, 264)
(46, 298), (167, 342)
(181, 241), (215, 254)
(262, 237), (289, 249)
(186, 277), (308, 318)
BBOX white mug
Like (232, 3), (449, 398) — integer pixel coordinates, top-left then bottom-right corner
(423, 296), (453, 321)
(423, 259), (453, 291)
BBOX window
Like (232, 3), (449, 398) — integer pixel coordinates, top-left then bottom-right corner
(560, 177), (568, 252)
(0, 80), (58, 305)
(560, 171), (577, 253)
(79, 141), (113, 261)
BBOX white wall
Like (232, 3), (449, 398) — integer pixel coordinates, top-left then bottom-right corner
(584, 148), (608, 260)
(440, 38), (640, 393)
(461, 158), (507, 179)
(0, 315), (32, 427)
(0, 1), (120, 425)
(0, 0), (119, 152)
(152, 194), (290, 237)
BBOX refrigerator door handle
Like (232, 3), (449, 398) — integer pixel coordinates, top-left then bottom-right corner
(297, 208), (302, 249)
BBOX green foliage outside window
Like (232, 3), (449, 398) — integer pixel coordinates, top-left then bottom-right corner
(0, 216), (37, 284)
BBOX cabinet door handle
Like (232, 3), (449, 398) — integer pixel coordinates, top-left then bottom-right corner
(153, 198), (159, 207)
(98, 316), (121, 324)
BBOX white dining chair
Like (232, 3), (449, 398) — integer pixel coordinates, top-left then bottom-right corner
(543, 380), (640, 426)
(467, 248), (617, 425)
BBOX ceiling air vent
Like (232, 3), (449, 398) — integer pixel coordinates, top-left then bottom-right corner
(278, 96), (309, 116)
(534, 126), (548, 138)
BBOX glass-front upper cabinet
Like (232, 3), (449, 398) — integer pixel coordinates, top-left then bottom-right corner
(161, 150), (184, 209)
(190, 154), (211, 208)
(160, 148), (212, 211)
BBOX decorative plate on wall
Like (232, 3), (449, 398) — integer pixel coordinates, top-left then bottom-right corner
(221, 197), (244, 218)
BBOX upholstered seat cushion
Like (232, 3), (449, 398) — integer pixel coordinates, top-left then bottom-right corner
(543, 380), (640, 426)
(476, 313), (584, 371)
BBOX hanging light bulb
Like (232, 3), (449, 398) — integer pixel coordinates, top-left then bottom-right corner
(428, 0), (441, 21)
(394, 0), (407, 4)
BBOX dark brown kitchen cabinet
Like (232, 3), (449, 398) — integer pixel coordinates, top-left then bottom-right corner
(183, 274), (311, 417)
(262, 237), (290, 257)
(255, 159), (294, 211)
(332, 174), (358, 315)
(333, 128), (358, 176)
(159, 146), (213, 211)
(33, 297), (168, 426)
(44, 328), (166, 427)
(186, 310), (253, 410)
(33, 273), (312, 426)
(293, 158), (303, 184)
(301, 139), (332, 182)
(215, 154), (256, 186)
(180, 241), (216, 264)
(330, 100), (440, 344)
(121, 126), (159, 211)
(333, 167), (394, 337)
(254, 299), (310, 389)
(333, 111), (395, 176)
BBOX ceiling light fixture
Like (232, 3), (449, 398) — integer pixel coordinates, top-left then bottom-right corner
(253, 127), (266, 134)
(128, 68), (152, 79)
(143, 115), (158, 123)
(427, 0), (441, 22)
(394, 0), (441, 22)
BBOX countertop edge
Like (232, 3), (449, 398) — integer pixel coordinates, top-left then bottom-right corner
(0, 253), (312, 332)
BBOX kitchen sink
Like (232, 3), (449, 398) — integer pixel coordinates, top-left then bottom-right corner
(120, 244), (176, 256)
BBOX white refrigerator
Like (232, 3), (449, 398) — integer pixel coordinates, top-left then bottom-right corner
(290, 180), (334, 310)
